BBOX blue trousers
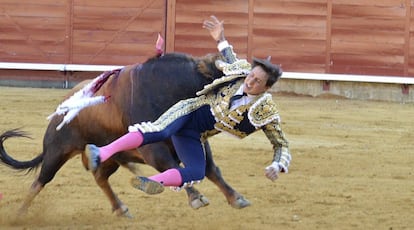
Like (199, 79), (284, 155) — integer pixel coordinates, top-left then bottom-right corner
(141, 105), (216, 183)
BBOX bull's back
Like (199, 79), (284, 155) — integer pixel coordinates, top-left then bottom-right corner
(51, 66), (134, 145)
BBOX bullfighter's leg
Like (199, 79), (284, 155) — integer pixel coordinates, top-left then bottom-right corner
(137, 143), (210, 209)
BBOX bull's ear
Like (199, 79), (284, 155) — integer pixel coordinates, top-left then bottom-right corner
(214, 60), (226, 71)
(197, 59), (211, 79)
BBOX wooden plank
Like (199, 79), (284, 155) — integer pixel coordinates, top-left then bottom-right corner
(1, 3), (66, 17)
(252, 48), (326, 73)
(66, 0), (74, 64)
(332, 17), (405, 31)
(330, 65), (404, 76)
(262, 51), (326, 64)
(280, 63), (326, 73)
(73, 6), (162, 20)
(72, 42), (155, 55)
(326, 0), (332, 73)
(331, 54), (404, 67)
(175, 22), (247, 38)
(254, 14), (326, 27)
(0, 41), (65, 55)
(74, 0), (164, 8)
(332, 55), (405, 74)
(252, 49), (325, 64)
(0, 17), (66, 30)
(331, 28), (405, 44)
(407, 68), (414, 76)
(0, 0), (65, 5)
(175, 35), (247, 50)
(174, 11), (248, 24)
(254, 1), (327, 16)
(332, 4), (406, 18)
(254, 36), (326, 53)
(165, 0), (176, 53)
(248, 0), (254, 60)
(409, 3), (414, 76)
(408, 39), (414, 57)
(0, 53), (66, 63)
(0, 29), (66, 42)
(73, 13), (163, 31)
(0, 69), (66, 82)
(173, 10), (248, 52)
(73, 30), (158, 44)
(171, 47), (221, 57)
(254, 26), (326, 40)
(256, 0), (327, 3)
(72, 54), (149, 65)
(331, 40), (404, 56)
(330, 0), (404, 7)
(176, 0), (248, 13)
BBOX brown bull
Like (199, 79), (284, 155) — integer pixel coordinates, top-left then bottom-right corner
(0, 52), (250, 217)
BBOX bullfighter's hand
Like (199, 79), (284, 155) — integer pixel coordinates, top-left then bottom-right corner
(202, 15), (225, 42)
(265, 162), (280, 181)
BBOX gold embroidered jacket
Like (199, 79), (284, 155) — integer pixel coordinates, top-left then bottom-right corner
(133, 74), (291, 172)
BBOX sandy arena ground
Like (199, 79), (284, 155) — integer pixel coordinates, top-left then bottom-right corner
(0, 86), (413, 230)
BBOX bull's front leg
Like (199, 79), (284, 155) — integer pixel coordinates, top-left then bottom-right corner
(91, 160), (132, 218)
(203, 141), (251, 209)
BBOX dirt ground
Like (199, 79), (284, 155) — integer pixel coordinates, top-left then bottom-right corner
(0, 86), (413, 230)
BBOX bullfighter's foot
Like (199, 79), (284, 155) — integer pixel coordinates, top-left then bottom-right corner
(130, 176), (164, 195)
(85, 144), (101, 171)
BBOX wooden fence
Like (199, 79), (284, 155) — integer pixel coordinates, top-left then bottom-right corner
(0, 0), (413, 86)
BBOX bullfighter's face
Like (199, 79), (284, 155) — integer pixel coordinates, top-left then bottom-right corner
(243, 66), (270, 95)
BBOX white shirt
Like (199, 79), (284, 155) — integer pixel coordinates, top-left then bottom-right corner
(229, 85), (256, 110)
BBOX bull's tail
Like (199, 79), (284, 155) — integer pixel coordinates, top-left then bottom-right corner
(0, 128), (43, 173)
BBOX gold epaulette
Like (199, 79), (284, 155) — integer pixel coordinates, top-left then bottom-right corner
(222, 59), (251, 75)
(247, 93), (280, 127)
(196, 74), (245, 96)
(196, 58), (251, 96)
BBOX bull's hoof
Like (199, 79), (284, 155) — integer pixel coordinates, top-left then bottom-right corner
(17, 207), (28, 217)
(114, 205), (133, 218)
(189, 195), (210, 209)
(230, 196), (251, 209)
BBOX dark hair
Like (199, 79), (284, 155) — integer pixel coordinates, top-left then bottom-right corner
(252, 57), (283, 87)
